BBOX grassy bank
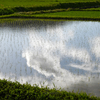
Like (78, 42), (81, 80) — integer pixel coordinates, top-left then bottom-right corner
(0, 11), (100, 21)
(0, 0), (100, 20)
(27, 11), (100, 21)
(0, 79), (100, 100)
(0, 0), (100, 8)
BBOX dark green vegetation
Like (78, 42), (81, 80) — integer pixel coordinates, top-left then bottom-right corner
(0, 0), (100, 20)
(29, 11), (100, 21)
(0, 79), (100, 100)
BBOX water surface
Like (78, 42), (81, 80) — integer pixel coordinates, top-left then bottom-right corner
(0, 19), (100, 97)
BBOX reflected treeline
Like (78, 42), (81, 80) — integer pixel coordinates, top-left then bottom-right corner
(0, 19), (73, 29)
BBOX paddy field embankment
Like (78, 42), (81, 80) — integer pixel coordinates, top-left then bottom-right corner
(0, 0), (100, 20)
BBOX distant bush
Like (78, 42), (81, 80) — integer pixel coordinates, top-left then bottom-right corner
(0, 79), (100, 100)
(0, 8), (14, 15)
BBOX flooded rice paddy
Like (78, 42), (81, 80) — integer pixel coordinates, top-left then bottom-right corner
(0, 19), (100, 97)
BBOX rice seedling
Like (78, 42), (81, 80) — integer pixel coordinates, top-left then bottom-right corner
(0, 0), (100, 20)
(0, 19), (100, 99)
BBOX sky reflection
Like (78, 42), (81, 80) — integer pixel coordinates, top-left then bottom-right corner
(0, 20), (100, 97)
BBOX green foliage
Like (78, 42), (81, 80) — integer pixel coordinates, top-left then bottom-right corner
(0, 8), (14, 15)
(0, 0), (100, 21)
(29, 11), (100, 21)
(0, 0), (100, 16)
(0, 79), (100, 100)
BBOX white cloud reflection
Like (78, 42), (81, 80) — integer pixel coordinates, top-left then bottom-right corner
(0, 20), (100, 97)
(91, 37), (100, 58)
(22, 21), (100, 92)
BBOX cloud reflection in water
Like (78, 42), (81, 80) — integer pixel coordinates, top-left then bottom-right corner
(0, 20), (100, 97)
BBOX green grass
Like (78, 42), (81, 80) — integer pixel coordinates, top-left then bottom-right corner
(0, 11), (100, 21)
(82, 7), (100, 11)
(0, 1), (57, 8)
(0, 0), (100, 20)
(0, 79), (100, 100)
(32, 11), (100, 18)
(0, 0), (99, 8)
